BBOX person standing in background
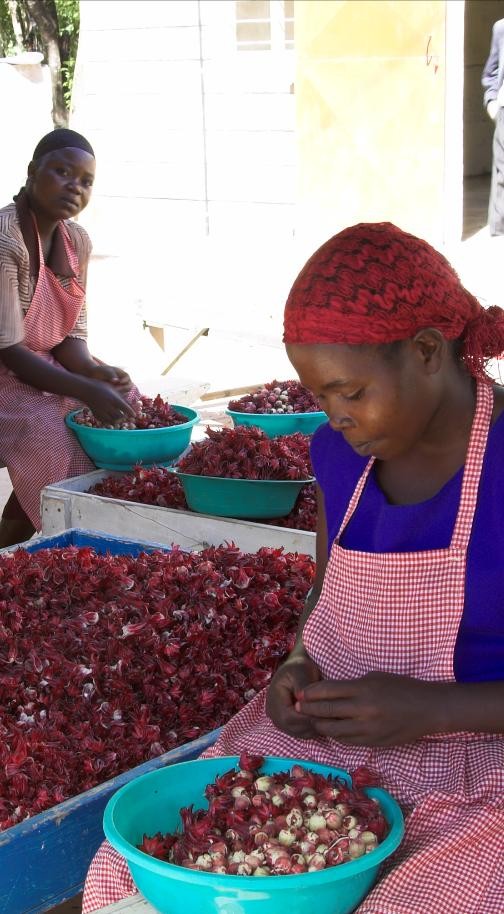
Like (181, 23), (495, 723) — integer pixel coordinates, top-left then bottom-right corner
(482, 18), (504, 235)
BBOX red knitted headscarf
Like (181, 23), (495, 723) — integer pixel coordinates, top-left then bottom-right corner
(283, 222), (504, 380)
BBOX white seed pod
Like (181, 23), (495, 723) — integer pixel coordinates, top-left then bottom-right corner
(361, 831), (378, 846)
(237, 863), (253, 876)
(286, 807), (304, 829)
(281, 783), (296, 798)
(307, 813), (327, 832)
(237, 769), (254, 780)
(300, 840), (317, 856)
(324, 810), (342, 830)
(266, 847), (290, 865)
(335, 803), (350, 816)
(230, 850), (246, 864)
(254, 775), (273, 792)
(349, 840), (365, 859)
(343, 815), (358, 831)
(253, 866), (271, 876)
(307, 853), (326, 871)
(245, 852), (265, 868)
(195, 854), (212, 870)
(278, 828), (297, 847)
(231, 785), (249, 798)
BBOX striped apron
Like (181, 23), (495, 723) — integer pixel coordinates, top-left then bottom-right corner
(83, 380), (504, 914)
(0, 221), (94, 529)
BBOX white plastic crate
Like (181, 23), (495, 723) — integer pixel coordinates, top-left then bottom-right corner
(41, 470), (316, 557)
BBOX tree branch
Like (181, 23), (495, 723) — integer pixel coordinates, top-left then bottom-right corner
(22, 0), (67, 125)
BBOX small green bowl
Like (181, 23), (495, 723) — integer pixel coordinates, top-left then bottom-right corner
(65, 406), (199, 471)
(172, 471), (313, 518)
(226, 409), (327, 438)
(104, 755), (404, 914)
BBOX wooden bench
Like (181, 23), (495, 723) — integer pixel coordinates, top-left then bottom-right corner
(142, 320), (210, 376)
(94, 894), (153, 914)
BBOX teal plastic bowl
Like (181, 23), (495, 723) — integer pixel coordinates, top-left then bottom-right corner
(172, 471), (313, 518)
(104, 755), (404, 914)
(65, 406), (199, 471)
(226, 409), (327, 438)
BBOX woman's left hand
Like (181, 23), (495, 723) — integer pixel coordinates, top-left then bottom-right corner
(295, 672), (441, 746)
(87, 363), (132, 394)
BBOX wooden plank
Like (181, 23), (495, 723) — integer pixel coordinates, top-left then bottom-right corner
(200, 382), (262, 401)
(161, 327), (210, 376)
(41, 474), (316, 558)
(95, 894), (153, 914)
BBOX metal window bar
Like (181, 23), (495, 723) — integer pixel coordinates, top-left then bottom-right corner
(235, 0), (294, 52)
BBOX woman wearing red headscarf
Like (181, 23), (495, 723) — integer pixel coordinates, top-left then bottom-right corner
(83, 223), (504, 913)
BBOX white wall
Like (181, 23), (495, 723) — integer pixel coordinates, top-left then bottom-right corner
(0, 59), (52, 205)
(71, 0), (296, 258)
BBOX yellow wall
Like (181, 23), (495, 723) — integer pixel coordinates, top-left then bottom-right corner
(294, 0), (447, 252)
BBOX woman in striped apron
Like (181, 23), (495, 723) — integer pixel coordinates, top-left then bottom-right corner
(0, 129), (136, 547)
(83, 223), (504, 913)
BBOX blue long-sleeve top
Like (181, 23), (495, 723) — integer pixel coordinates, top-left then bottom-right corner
(310, 411), (504, 683)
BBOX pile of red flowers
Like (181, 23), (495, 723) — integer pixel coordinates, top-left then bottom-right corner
(89, 468), (317, 532)
(74, 395), (188, 430)
(177, 427), (312, 481)
(0, 544), (313, 829)
(270, 483), (317, 531)
(90, 466), (188, 510)
(229, 381), (320, 415)
(139, 753), (387, 875)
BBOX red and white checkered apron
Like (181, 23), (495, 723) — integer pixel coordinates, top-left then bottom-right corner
(0, 221), (96, 529)
(83, 381), (504, 914)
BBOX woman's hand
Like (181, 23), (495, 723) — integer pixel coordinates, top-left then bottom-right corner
(265, 653), (322, 739)
(295, 672), (441, 746)
(85, 363), (132, 394)
(82, 379), (136, 425)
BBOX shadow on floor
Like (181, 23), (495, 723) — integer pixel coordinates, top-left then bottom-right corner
(463, 173), (491, 240)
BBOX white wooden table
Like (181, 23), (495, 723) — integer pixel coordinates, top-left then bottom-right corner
(96, 894), (154, 914)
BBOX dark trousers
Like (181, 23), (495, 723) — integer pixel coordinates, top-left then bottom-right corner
(489, 107), (504, 235)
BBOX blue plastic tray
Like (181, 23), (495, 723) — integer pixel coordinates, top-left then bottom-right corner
(20, 527), (171, 556)
(0, 529), (220, 914)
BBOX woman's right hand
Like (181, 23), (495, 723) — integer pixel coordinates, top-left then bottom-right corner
(266, 652), (322, 739)
(82, 379), (136, 425)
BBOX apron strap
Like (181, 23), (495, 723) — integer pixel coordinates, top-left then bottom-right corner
(335, 380), (494, 551)
(450, 380), (493, 551)
(58, 221), (82, 277)
(32, 213), (82, 282)
(335, 455), (375, 542)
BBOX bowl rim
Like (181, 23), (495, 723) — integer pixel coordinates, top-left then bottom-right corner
(226, 408), (327, 421)
(103, 755), (405, 887)
(65, 404), (199, 434)
(171, 469), (315, 486)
